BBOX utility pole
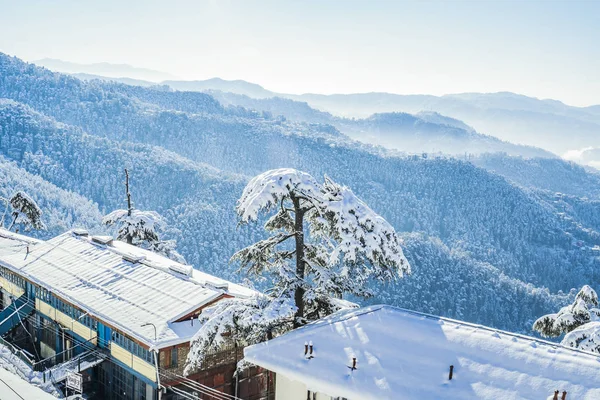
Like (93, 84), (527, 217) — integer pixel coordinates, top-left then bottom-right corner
(125, 169), (133, 244)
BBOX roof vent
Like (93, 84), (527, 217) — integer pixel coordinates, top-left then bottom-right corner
(207, 281), (229, 291)
(122, 253), (146, 264)
(169, 263), (193, 277)
(72, 229), (89, 236)
(92, 235), (113, 246)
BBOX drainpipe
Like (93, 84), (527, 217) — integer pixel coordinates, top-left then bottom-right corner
(152, 349), (162, 400)
(234, 341), (239, 398)
(142, 323), (161, 400)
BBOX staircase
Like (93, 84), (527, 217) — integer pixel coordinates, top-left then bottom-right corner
(0, 294), (34, 336)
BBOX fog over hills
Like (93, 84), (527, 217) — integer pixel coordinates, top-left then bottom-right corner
(61, 62), (600, 162)
(68, 66), (554, 159)
(33, 58), (176, 82)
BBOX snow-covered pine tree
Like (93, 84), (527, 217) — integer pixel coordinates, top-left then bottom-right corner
(185, 168), (410, 374)
(103, 169), (185, 263)
(533, 285), (600, 352)
(0, 191), (46, 232)
(234, 168), (410, 325)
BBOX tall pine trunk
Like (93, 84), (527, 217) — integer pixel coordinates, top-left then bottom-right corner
(292, 195), (305, 328)
(125, 168), (133, 244)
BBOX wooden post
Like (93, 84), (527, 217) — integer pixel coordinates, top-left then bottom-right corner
(553, 390), (559, 400)
(562, 391), (567, 400)
(449, 365), (454, 380)
(124, 169), (133, 244)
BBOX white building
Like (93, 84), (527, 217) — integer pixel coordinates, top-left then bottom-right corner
(244, 305), (600, 400)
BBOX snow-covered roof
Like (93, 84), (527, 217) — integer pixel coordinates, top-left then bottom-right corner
(244, 305), (600, 400)
(0, 229), (257, 348)
(0, 367), (57, 400)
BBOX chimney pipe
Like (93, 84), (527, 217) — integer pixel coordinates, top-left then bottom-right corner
(449, 365), (454, 380)
(562, 391), (567, 400)
(553, 390), (558, 400)
(304, 342), (308, 356)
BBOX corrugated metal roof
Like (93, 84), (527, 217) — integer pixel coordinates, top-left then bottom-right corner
(0, 229), (255, 348)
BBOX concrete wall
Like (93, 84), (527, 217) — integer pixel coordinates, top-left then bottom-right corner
(40, 341), (56, 359)
(275, 373), (334, 400)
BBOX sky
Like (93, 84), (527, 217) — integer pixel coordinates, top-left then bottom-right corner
(0, 0), (598, 106)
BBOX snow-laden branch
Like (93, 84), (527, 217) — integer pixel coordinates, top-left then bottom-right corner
(236, 169), (321, 223)
(103, 208), (185, 263)
(4, 191), (46, 232)
(185, 295), (296, 375)
(534, 285), (600, 353)
(103, 208), (164, 243)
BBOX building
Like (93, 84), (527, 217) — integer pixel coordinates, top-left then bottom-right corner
(0, 228), (272, 400)
(0, 365), (60, 400)
(244, 305), (600, 400)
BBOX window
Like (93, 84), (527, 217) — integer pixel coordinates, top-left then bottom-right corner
(133, 376), (147, 400)
(171, 347), (178, 367)
(112, 362), (133, 400)
(112, 330), (153, 363)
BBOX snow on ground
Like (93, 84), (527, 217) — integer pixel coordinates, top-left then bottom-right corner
(245, 305), (600, 400)
(0, 343), (61, 398)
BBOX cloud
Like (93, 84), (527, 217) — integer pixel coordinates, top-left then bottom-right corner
(563, 147), (600, 168)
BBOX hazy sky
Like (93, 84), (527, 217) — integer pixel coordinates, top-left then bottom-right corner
(1, 0), (598, 106)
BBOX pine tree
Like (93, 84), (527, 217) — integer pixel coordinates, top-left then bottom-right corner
(103, 169), (185, 263)
(533, 285), (600, 353)
(185, 168), (410, 373)
(1, 191), (46, 232)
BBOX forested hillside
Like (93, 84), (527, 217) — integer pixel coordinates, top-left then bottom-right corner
(1, 53), (599, 334)
(472, 153), (600, 199)
(0, 155), (102, 237)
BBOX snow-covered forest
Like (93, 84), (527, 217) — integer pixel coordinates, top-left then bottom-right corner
(2, 52), (600, 335)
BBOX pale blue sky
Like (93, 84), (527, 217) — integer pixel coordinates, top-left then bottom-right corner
(0, 0), (598, 106)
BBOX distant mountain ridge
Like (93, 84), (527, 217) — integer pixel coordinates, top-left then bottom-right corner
(47, 60), (600, 158)
(33, 58), (176, 82)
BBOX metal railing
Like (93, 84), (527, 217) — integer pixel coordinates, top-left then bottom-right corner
(0, 335), (35, 367)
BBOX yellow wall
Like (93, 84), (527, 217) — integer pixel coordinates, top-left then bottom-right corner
(111, 342), (157, 382)
(35, 299), (97, 345)
(32, 295), (156, 383)
(0, 277), (25, 297)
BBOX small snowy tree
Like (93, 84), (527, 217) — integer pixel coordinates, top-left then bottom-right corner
(184, 295), (296, 374)
(1, 191), (46, 232)
(186, 168), (410, 373)
(103, 169), (185, 263)
(533, 285), (600, 352)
